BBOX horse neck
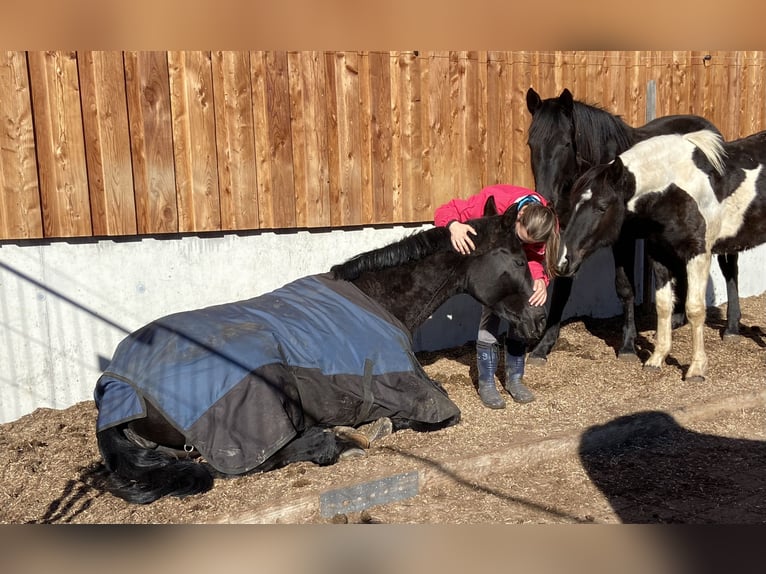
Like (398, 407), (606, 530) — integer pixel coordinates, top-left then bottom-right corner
(350, 254), (463, 333)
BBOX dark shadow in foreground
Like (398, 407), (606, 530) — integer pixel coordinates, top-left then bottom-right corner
(579, 410), (766, 524)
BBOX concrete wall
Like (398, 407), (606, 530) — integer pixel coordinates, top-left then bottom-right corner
(2, 229), (765, 424)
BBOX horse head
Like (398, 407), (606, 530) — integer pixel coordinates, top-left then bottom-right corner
(526, 88), (579, 219)
(555, 159), (628, 277)
(465, 203), (547, 342)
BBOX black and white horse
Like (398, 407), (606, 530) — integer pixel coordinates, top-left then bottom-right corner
(556, 128), (766, 381)
(525, 88), (741, 363)
(95, 201), (546, 504)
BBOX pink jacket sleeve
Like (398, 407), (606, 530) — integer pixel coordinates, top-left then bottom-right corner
(433, 187), (498, 227)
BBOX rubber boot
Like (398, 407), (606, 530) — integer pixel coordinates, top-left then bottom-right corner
(476, 342), (506, 409)
(504, 340), (536, 404)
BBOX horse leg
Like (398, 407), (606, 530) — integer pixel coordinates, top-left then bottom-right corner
(612, 238), (639, 361)
(527, 276), (573, 365)
(671, 266), (688, 329)
(255, 427), (364, 473)
(685, 253), (712, 382)
(644, 261), (675, 372)
(717, 253), (741, 339)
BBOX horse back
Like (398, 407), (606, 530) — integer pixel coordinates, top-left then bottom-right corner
(634, 114), (721, 143)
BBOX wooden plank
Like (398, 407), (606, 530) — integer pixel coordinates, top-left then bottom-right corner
(211, 51), (260, 231)
(168, 50), (221, 232)
(624, 51), (646, 127)
(124, 51), (178, 234)
(425, 50), (452, 217)
(727, 51), (744, 139)
(388, 52), (404, 222)
(252, 50), (296, 229)
(288, 51), (330, 228)
(485, 51), (510, 185)
(670, 51), (691, 116)
(603, 51), (626, 120)
(741, 51), (765, 136)
(328, 51), (363, 226)
(28, 51), (91, 238)
(391, 51), (424, 222)
(358, 52), (374, 225)
(449, 50), (485, 207)
(78, 51), (137, 236)
(706, 51), (737, 139)
(0, 51), (42, 239)
(366, 51), (394, 224)
(510, 51), (533, 188)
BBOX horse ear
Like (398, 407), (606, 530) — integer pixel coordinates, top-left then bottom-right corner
(483, 195), (499, 216)
(501, 202), (519, 228)
(560, 88), (574, 115)
(526, 87), (541, 115)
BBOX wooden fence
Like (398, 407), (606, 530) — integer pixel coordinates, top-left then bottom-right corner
(1, 50), (765, 241)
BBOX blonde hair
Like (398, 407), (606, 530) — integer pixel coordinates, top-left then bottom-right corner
(518, 203), (560, 278)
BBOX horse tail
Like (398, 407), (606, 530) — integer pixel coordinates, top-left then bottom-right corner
(685, 129), (727, 175)
(97, 426), (214, 504)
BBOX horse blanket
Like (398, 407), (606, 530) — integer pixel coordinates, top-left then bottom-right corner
(94, 273), (460, 474)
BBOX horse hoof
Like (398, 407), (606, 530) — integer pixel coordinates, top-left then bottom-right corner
(338, 447), (367, 460)
(332, 427), (370, 449)
(358, 417), (393, 444)
(617, 352), (640, 363)
(685, 374), (706, 383)
(642, 364), (661, 373)
(722, 332), (741, 342)
(526, 355), (548, 367)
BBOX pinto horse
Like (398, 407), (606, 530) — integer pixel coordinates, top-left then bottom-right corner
(525, 88), (740, 363)
(556, 128), (766, 382)
(95, 202), (546, 504)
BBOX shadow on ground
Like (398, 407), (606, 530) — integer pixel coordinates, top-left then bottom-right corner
(579, 410), (766, 524)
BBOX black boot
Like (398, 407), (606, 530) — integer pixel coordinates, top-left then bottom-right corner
(504, 340), (535, 404)
(476, 341), (506, 409)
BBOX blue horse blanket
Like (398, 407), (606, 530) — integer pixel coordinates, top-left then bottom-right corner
(95, 273), (459, 474)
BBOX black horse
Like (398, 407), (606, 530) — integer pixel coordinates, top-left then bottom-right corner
(95, 201), (546, 504)
(525, 87), (740, 363)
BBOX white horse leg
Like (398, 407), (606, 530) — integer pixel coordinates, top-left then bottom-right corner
(685, 253), (712, 382)
(645, 274), (674, 371)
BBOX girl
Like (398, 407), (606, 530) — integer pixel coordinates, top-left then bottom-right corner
(434, 184), (559, 409)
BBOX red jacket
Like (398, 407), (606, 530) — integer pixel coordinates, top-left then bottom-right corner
(434, 184), (550, 285)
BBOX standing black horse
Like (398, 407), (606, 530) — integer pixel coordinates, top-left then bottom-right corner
(95, 201), (546, 504)
(525, 87), (740, 363)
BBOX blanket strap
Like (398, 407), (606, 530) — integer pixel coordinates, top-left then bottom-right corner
(358, 358), (375, 423)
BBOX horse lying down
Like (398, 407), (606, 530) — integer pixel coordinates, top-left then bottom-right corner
(556, 128), (766, 382)
(95, 203), (546, 504)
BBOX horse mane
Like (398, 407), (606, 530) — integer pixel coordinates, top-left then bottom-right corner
(527, 93), (633, 166)
(331, 215), (508, 281)
(570, 100), (634, 164)
(330, 225), (452, 280)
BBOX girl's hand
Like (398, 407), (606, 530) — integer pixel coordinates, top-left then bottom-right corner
(529, 278), (547, 306)
(448, 221), (477, 255)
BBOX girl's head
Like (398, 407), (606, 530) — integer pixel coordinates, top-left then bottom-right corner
(516, 203), (560, 277)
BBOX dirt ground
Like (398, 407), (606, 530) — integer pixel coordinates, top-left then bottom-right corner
(2, 294), (765, 524)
